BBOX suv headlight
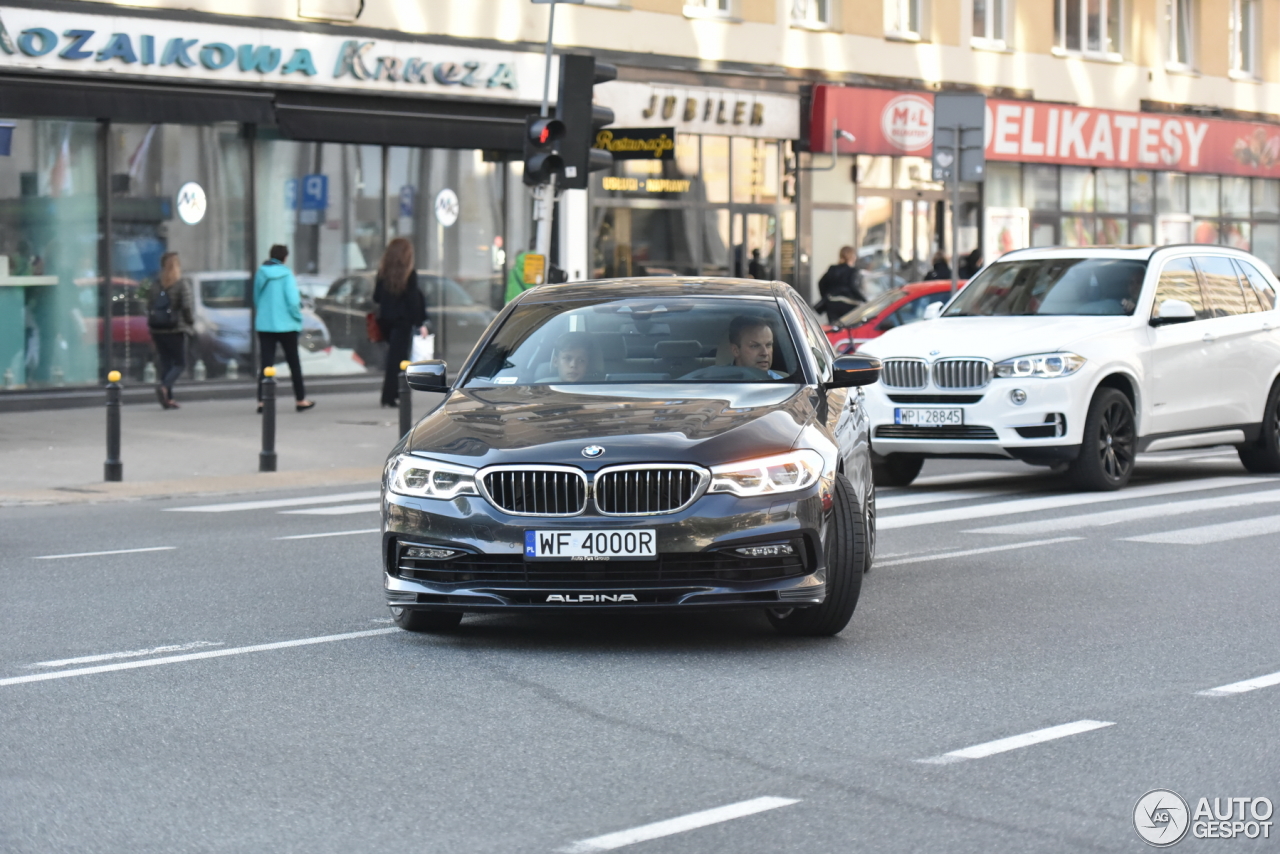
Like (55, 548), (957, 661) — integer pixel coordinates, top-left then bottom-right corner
(387, 455), (478, 499)
(993, 352), (1086, 379)
(709, 450), (825, 497)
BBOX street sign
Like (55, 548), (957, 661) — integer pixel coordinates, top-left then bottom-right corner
(398, 185), (416, 217)
(932, 93), (986, 182)
(284, 178), (298, 211)
(434, 188), (459, 227)
(523, 252), (546, 286)
(300, 174), (329, 210)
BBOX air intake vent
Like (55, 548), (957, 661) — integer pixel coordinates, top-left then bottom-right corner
(932, 359), (992, 389)
(594, 466), (707, 516)
(881, 359), (929, 389)
(480, 466), (587, 516)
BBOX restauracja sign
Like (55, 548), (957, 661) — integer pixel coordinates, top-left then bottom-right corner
(0, 7), (549, 100)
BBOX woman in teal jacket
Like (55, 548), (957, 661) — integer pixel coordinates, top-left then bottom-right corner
(254, 244), (314, 412)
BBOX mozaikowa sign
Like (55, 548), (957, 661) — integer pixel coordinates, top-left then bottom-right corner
(594, 127), (674, 160)
(0, 7), (554, 101)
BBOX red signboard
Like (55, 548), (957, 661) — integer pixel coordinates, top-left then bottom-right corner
(810, 84), (1280, 177)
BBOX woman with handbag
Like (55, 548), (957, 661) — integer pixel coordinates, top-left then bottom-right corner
(373, 238), (427, 408)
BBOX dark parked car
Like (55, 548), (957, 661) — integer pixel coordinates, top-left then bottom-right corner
(312, 271), (499, 370)
(381, 278), (882, 637)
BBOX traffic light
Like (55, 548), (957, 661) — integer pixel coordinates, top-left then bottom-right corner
(523, 115), (565, 186)
(556, 54), (617, 190)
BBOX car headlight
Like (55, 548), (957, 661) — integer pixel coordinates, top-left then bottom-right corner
(993, 352), (1086, 379)
(708, 450), (825, 497)
(387, 455), (478, 499)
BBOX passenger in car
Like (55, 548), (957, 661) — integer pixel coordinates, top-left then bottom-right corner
(552, 332), (601, 382)
(727, 316), (785, 379)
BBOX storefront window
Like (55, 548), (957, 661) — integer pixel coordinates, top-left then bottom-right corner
(1189, 175), (1220, 217)
(1130, 171), (1154, 214)
(702, 135), (729, 203)
(985, 163), (1022, 207)
(1023, 165), (1059, 210)
(1062, 216), (1096, 246)
(1222, 176), (1251, 218)
(1252, 179), (1279, 217)
(1157, 172), (1188, 213)
(1061, 167), (1095, 212)
(1223, 221), (1250, 250)
(856, 156), (893, 189)
(1194, 221), (1220, 244)
(1096, 169), (1127, 213)
(1253, 224), (1280, 272)
(731, 138), (779, 203)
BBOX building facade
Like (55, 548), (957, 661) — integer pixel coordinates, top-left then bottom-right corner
(3, 0), (1279, 391)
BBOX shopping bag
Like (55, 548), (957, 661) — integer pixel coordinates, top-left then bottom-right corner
(410, 332), (435, 362)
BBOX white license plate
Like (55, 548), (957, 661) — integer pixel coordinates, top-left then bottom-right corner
(525, 529), (657, 561)
(894, 407), (964, 426)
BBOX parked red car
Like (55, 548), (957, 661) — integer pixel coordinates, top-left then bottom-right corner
(823, 280), (967, 354)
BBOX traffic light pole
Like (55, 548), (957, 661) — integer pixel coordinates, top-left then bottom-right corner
(535, 0), (559, 259)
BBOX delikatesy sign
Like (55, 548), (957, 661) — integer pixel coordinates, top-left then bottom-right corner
(810, 85), (1280, 178)
(0, 7), (553, 102)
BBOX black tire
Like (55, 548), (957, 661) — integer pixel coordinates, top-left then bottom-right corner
(872, 454), (924, 487)
(390, 606), (463, 632)
(768, 473), (865, 637)
(1066, 387), (1136, 491)
(1238, 380), (1280, 473)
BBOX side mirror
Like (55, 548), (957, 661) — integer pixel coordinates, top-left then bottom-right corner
(923, 302), (944, 320)
(1150, 299), (1196, 327)
(405, 360), (449, 392)
(829, 355), (882, 388)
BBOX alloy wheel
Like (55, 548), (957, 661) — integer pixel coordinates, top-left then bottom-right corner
(1097, 399), (1135, 482)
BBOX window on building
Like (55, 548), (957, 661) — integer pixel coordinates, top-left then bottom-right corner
(1230, 0), (1256, 76)
(973, 0), (1007, 47)
(792, 0), (831, 28)
(1167, 0), (1194, 68)
(886, 0), (922, 38)
(1055, 0), (1122, 57)
(685, 0), (732, 17)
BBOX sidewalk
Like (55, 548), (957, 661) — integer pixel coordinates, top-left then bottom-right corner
(0, 390), (444, 506)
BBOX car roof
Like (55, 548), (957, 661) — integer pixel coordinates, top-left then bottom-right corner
(993, 244), (1264, 263)
(520, 277), (782, 303)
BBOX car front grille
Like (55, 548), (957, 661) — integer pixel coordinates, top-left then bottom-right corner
(397, 551), (808, 585)
(875, 425), (999, 440)
(594, 466), (706, 516)
(480, 467), (587, 516)
(932, 359), (992, 389)
(881, 358), (929, 389)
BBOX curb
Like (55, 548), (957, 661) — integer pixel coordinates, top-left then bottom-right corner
(0, 375), (382, 413)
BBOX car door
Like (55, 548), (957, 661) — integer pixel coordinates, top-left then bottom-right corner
(1145, 256), (1219, 435)
(1195, 255), (1259, 426)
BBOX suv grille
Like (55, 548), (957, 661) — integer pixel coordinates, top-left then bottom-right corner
(932, 359), (992, 389)
(875, 425), (998, 440)
(881, 359), (928, 389)
(398, 551), (808, 585)
(480, 467), (587, 516)
(594, 466), (706, 515)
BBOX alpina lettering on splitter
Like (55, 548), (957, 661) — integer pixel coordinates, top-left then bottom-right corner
(545, 594), (638, 603)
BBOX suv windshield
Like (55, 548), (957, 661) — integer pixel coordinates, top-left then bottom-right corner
(944, 258), (1147, 317)
(836, 288), (904, 327)
(464, 297), (803, 386)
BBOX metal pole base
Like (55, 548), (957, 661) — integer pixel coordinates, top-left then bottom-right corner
(259, 452), (277, 473)
(104, 462), (122, 482)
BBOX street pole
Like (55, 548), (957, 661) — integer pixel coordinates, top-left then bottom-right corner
(104, 370), (122, 482)
(950, 123), (961, 298)
(534, 0), (558, 259)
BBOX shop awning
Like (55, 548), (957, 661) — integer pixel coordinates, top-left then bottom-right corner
(0, 74), (274, 124)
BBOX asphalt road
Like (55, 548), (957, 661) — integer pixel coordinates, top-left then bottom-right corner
(3, 450), (1279, 853)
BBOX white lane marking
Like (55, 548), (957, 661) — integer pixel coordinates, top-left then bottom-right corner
(0, 628), (398, 688)
(966, 487), (1280, 536)
(33, 546), (176, 560)
(165, 491), (379, 513)
(910, 471), (1029, 487)
(557, 797), (801, 854)
(916, 720), (1115, 765)
(875, 537), (1081, 567)
(275, 528), (381, 540)
(1198, 669), (1280, 697)
(1124, 514), (1280, 545)
(30, 641), (224, 669)
(877, 489), (1017, 510)
(279, 503), (380, 516)
(879, 476), (1261, 530)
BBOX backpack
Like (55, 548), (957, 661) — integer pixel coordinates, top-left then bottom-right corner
(149, 285), (178, 331)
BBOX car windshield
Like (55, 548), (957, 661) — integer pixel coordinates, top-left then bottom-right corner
(943, 258), (1148, 317)
(463, 296), (803, 386)
(836, 288), (905, 327)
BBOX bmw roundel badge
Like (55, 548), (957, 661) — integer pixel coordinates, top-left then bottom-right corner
(581, 445), (605, 458)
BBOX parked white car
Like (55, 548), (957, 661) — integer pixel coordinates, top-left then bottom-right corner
(860, 246), (1280, 490)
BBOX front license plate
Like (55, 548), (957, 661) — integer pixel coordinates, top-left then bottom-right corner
(525, 529), (657, 561)
(894, 407), (964, 426)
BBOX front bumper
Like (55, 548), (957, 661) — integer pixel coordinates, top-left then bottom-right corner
(382, 486), (830, 612)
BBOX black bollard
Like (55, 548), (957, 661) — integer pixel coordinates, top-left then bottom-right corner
(260, 366), (277, 472)
(398, 360), (412, 437)
(104, 370), (123, 482)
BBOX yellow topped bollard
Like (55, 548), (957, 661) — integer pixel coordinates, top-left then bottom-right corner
(260, 364), (277, 472)
(398, 360), (412, 437)
(104, 370), (123, 481)
(107, 370), (121, 383)
(400, 360), (410, 371)
(263, 366), (277, 378)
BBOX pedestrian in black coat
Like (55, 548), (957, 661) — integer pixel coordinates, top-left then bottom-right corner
(814, 245), (867, 322)
(923, 250), (952, 281)
(373, 237), (427, 408)
(147, 251), (195, 410)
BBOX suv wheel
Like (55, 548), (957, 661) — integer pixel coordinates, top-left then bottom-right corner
(872, 454), (924, 487)
(767, 473), (865, 637)
(1067, 388), (1135, 491)
(1238, 380), (1280, 473)
(390, 607), (463, 632)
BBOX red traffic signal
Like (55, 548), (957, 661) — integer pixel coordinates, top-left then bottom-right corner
(523, 116), (567, 186)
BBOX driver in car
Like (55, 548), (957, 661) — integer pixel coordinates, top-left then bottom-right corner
(728, 317), (785, 379)
(552, 332), (598, 382)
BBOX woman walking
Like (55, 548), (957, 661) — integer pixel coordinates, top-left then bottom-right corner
(254, 244), (315, 413)
(147, 251), (194, 409)
(373, 238), (427, 408)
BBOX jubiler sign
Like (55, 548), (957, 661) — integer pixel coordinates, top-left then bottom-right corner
(0, 7), (552, 101)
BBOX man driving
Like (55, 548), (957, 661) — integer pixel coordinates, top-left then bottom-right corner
(728, 316), (784, 379)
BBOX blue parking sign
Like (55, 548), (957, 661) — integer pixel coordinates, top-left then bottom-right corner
(301, 174), (328, 211)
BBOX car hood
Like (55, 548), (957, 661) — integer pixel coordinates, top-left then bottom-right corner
(405, 383), (813, 468)
(861, 315), (1133, 361)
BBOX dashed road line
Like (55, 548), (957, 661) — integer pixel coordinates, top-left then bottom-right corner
(275, 528), (381, 540)
(557, 797), (801, 853)
(877, 489), (1018, 510)
(916, 720), (1115, 765)
(1198, 669), (1280, 697)
(279, 503), (380, 516)
(1124, 514), (1280, 545)
(909, 471), (1030, 487)
(33, 546), (176, 560)
(165, 491), (379, 513)
(875, 537), (1081, 567)
(29, 641), (224, 669)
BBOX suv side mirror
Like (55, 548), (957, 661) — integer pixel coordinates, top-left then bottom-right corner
(923, 301), (944, 320)
(1150, 299), (1196, 327)
(405, 360), (449, 392)
(829, 355), (882, 388)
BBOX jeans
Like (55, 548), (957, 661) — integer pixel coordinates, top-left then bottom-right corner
(257, 331), (305, 402)
(152, 332), (185, 399)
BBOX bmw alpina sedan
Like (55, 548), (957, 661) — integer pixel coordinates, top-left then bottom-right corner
(381, 278), (882, 636)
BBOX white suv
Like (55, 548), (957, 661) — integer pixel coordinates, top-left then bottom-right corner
(860, 246), (1280, 490)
